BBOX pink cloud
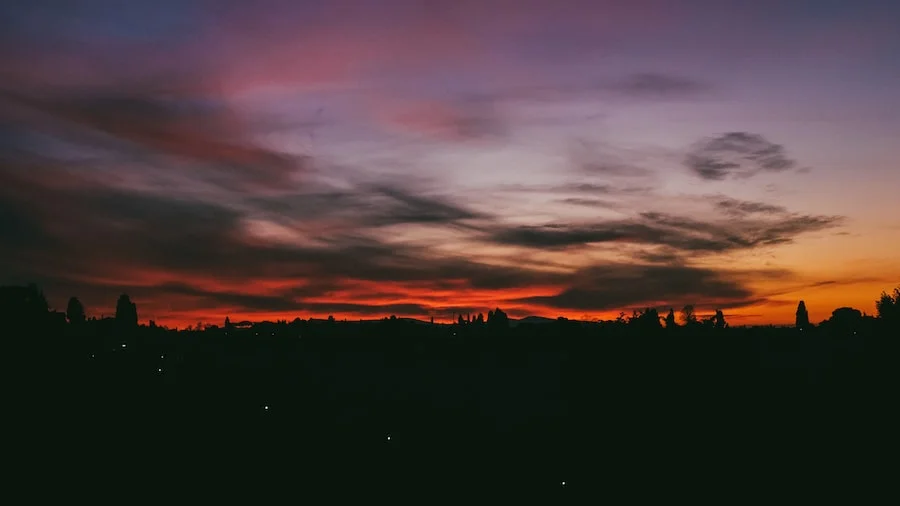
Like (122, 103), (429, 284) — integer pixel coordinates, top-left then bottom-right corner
(371, 99), (504, 142)
(2, 0), (685, 97)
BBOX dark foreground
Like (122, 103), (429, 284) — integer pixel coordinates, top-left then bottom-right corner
(10, 321), (900, 501)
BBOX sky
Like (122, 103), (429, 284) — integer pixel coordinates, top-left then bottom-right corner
(1, 0), (899, 327)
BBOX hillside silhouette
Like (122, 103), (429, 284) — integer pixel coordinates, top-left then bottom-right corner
(5, 283), (900, 500)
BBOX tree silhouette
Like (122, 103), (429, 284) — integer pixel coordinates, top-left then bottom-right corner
(875, 287), (900, 325)
(629, 308), (662, 332)
(713, 309), (727, 329)
(487, 307), (509, 329)
(827, 307), (863, 333)
(680, 305), (697, 326)
(66, 297), (86, 325)
(115, 294), (138, 327)
(225, 316), (234, 330)
(665, 309), (677, 329)
(796, 301), (810, 330)
(0, 284), (50, 326)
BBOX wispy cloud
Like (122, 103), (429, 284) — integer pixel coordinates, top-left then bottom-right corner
(374, 99), (506, 142)
(685, 132), (798, 180)
(601, 72), (712, 99)
(3, 88), (304, 191)
(487, 209), (843, 252)
(712, 196), (788, 216)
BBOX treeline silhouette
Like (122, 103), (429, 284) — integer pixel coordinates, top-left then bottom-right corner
(5, 283), (900, 500)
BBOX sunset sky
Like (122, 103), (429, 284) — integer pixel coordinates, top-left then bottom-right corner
(1, 0), (898, 327)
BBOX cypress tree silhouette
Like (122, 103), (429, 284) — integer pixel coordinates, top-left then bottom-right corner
(115, 294), (138, 327)
(66, 296), (86, 325)
(796, 301), (810, 330)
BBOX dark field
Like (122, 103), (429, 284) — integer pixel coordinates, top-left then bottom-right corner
(10, 320), (900, 501)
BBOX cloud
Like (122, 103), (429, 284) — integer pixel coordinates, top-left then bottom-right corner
(0, 148), (836, 324)
(0, 197), (48, 250)
(558, 198), (620, 209)
(633, 248), (683, 264)
(713, 197), (788, 216)
(488, 209), (843, 252)
(516, 263), (788, 312)
(499, 182), (649, 197)
(248, 183), (488, 231)
(569, 139), (660, 179)
(155, 282), (304, 313)
(491, 225), (629, 249)
(378, 99), (505, 142)
(0, 2), (885, 327)
(2, 88), (304, 191)
(5, 146), (810, 324)
(685, 132), (797, 180)
(579, 162), (653, 177)
(0, 158), (555, 318)
(363, 185), (489, 227)
(602, 72), (712, 99)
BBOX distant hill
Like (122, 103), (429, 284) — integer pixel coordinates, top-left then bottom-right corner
(512, 316), (604, 327)
(512, 316), (557, 326)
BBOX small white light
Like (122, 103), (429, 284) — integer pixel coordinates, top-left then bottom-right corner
(264, 405), (269, 411)
(157, 368), (162, 373)
(561, 481), (566, 487)
(91, 354), (95, 358)
(387, 435), (391, 441)
(160, 355), (165, 359)
(121, 344), (127, 348)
